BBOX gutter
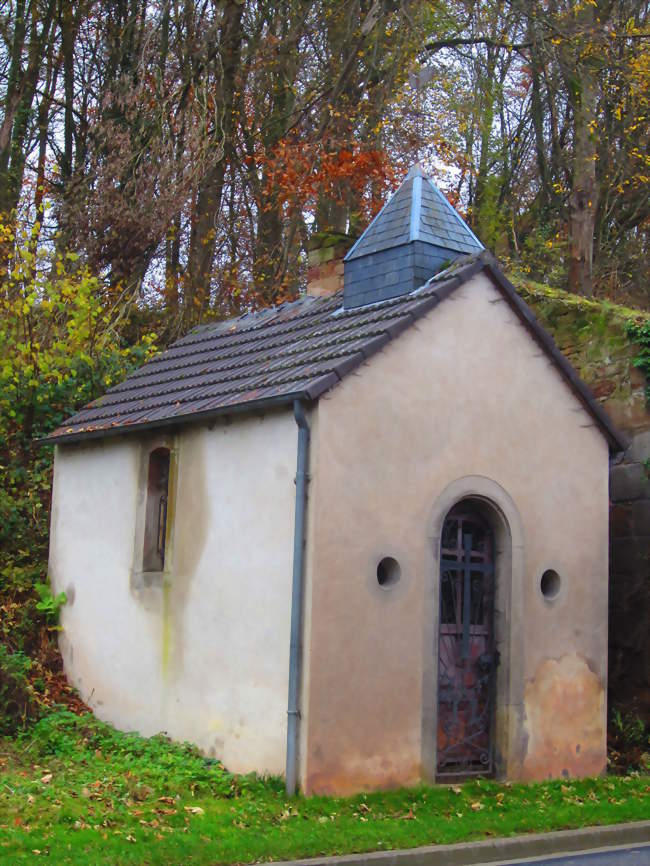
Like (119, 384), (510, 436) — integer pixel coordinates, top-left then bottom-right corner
(286, 399), (310, 796)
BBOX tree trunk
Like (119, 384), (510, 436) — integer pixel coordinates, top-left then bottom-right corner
(0, 0), (56, 275)
(473, 46), (497, 243)
(567, 74), (598, 297)
(186, 0), (243, 315)
(562, 12), (600, 297)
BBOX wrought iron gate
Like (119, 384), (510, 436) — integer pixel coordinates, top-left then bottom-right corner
(436, 505), (497, 778)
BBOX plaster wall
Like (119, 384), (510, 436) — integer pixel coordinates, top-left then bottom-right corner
(49, 411), (297, 775)
(302, 273), (610, 795)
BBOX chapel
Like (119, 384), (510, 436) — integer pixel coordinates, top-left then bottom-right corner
(47, 166), (623, 795)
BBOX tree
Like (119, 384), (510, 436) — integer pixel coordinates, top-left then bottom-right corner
(0, 0), (58, 270)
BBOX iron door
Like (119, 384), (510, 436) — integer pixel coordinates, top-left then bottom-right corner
(436, 505), (497, 778)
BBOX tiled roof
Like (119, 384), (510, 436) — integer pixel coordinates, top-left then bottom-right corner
(344, 165), (483, 262)
(44, 257), (477, 443)
(44, 253), (625, 452)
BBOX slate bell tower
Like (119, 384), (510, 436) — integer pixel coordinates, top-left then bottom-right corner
(343, 165), (484, 309)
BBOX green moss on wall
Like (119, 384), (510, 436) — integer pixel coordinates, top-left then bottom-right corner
(509, 274), (650, 431)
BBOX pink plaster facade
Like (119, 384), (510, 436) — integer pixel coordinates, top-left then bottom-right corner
(299, 271), (610, 795)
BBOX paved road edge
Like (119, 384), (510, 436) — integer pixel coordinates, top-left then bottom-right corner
(274, 821), (650, 866)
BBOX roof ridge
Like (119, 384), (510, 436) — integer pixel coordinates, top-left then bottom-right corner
(180, 294), (339, 346)
(409, 173), (423, 242)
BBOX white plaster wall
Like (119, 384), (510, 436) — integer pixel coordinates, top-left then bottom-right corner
(49, 411), (297, 775)
(301, 273), (610, 794)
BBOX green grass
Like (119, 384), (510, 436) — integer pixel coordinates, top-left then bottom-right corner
(1, 711), (648, 865)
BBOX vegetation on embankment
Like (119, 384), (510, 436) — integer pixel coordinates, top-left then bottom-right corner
(0, 238), (157, 731)
(511, 272), (650, 416)
(0, 711), (648, 866)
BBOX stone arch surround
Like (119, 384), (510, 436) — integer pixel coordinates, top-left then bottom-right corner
(422, 475), (526, 781)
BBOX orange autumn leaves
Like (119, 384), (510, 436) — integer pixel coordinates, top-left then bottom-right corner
(260, 140), (397, 223)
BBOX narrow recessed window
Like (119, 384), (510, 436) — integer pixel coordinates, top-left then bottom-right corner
(143, 447), (170, 572)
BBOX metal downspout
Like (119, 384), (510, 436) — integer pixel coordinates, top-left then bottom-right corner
(286, 399), (310, 796)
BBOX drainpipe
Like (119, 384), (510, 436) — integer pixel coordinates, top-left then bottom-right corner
(286, 399), (310, 796)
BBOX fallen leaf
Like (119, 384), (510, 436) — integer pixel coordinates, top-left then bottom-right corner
(40, 774), (52, 785)
(470, 802), (484, 811)
(184, 806), (204, 815)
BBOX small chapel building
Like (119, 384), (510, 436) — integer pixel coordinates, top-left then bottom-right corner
(46, 166), (624, 795)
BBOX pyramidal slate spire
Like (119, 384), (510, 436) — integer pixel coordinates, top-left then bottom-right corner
(343, 165), (483, 309)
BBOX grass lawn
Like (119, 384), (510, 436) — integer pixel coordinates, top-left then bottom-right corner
(1, 711), (648, 866)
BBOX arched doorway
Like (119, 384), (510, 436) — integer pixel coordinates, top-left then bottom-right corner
(436, 502), (497, 778)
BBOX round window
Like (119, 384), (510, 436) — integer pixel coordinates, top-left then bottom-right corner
(377, 557), (401, 588)
(540, 569), (561, 600)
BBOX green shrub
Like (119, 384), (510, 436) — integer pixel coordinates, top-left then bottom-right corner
(626, 318), (650, 404)
(22, 710), (260, 798)
(34, 582), (67, 626)
(609, 706), (650, 774)
(0, 227), (158, 718)
(0, 644), (39, 734)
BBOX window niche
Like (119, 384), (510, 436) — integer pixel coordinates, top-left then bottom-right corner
(376, 557), (401, 588)
(540, 569), (562, 601)
(142, 447), (171, 573)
